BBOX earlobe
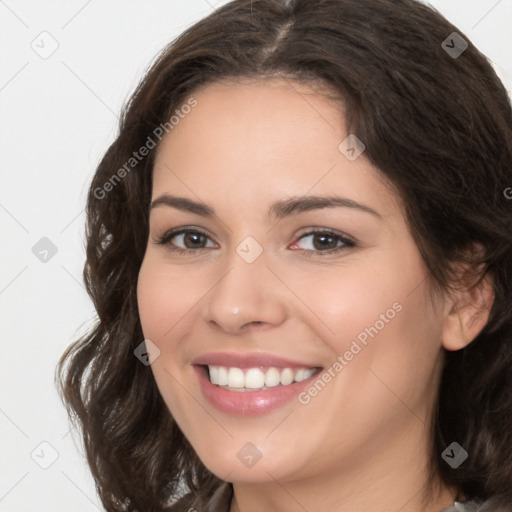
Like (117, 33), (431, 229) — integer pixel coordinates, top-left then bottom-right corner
(441, 273), (494, 351)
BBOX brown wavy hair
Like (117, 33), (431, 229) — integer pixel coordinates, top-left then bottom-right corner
(56, 0), (512, 510)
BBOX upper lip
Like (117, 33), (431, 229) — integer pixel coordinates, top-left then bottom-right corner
(191, 352), (321, 369)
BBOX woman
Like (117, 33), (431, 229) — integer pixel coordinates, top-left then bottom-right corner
(56, 0), (512, 511)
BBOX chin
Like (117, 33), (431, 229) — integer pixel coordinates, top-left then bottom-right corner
(191, 439), (313, 485)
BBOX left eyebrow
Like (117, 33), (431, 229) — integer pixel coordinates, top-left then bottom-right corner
(149, 194), (382, 219)
(269, 195), (382, 219)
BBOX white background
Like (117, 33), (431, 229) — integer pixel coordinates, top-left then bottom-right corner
(1, 1), (511, 510)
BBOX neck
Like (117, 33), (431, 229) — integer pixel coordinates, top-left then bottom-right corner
(229, 475), (457, 512)
(228, 427), (458, 512)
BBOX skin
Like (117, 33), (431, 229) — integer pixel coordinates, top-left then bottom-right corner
(137, 78), (492, 512)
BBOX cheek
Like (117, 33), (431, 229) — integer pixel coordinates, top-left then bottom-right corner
(290, 259), (444, 452)
(137, 257), (204, 345)
(290, 253), (444, 387)
(136, 258), (200, 422)
(284, 260), (405, 352)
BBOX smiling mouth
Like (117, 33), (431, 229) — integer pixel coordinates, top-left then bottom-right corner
(201, 365), (322, 392)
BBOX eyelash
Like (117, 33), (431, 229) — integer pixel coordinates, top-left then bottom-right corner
(156, 227), (355, 256)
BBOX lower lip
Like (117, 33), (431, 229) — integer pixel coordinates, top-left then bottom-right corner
(194, 365), (320, 416)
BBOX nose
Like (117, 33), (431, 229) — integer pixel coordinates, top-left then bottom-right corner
(201, 251), (287, 335)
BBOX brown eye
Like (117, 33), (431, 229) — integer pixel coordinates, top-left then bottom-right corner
(182, 232), (207, 248)
(311, 233), (338, 250)
(157, 228), (217, 252)
(290, 229), (355, 255)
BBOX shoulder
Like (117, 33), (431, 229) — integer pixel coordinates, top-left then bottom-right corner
(166, 482), (233, 512)
(441, 497), (512, 512)
(204, 482), (232, 512)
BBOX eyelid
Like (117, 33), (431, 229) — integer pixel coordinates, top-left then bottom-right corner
(293, 227), (354, 243)
(155, 226), (218, 247)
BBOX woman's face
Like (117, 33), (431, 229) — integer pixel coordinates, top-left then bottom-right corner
(137, 79), (447, 485)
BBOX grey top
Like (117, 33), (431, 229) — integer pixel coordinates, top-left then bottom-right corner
(202, 483), (512, 512)
(441, 501), (485, 512)
(440, 497), (512, 512)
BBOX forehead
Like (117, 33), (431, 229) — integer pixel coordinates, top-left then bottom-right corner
(151, 78), (398, 217)
(156, 78), (344, 161)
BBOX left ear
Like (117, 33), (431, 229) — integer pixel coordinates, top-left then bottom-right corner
(441, 263), (494, 351)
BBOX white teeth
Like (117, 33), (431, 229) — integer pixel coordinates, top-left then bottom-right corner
(295, 368), (306, 382)
(264, 367), (281, 387)
(207, 365), (319, 390)
(217, 366), (228, 386)
(280, 368), (294, 386)
(302, 368), (317, 380)
(227, 367), (245, 388)
(209, 365), (219, 384)
(245, 368), (266, 389)
(296, 368), (317, 382)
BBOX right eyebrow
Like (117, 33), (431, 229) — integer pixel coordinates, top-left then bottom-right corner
(150, 195), (215, 217)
